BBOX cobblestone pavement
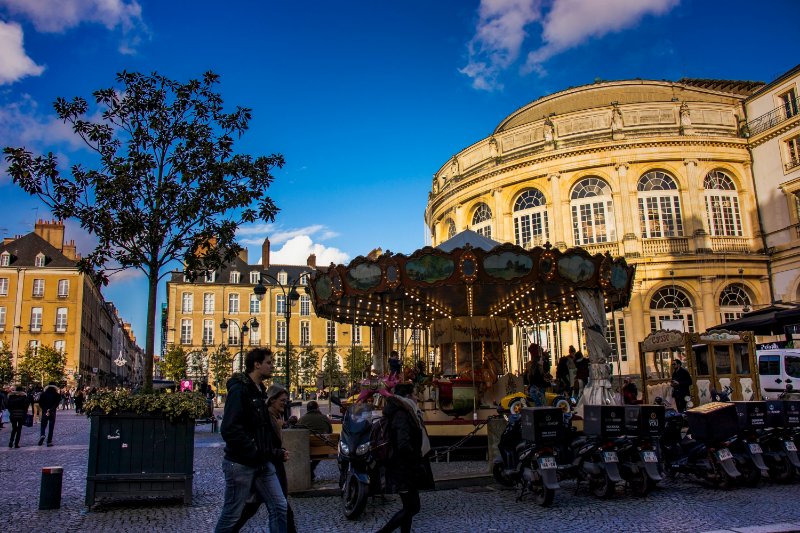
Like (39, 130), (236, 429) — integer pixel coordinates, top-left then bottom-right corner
(1, 412), (800, 532)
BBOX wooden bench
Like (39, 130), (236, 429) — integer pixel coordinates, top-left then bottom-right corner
(309, 433), (340, 461)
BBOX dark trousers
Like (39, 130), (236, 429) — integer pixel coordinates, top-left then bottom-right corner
(377, 488), (420, 533)
(9, 419), (23, 446)
(40, 411), (56, 443)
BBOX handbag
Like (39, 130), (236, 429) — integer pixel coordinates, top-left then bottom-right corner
(23, 413), (34, 427)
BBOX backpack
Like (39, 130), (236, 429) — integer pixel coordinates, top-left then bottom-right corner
(33, 392), (41, 403)
(370, 416), (393, 462)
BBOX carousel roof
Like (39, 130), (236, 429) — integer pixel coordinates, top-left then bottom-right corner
(309, 238), (636, 329)
(436, 229), (501, 252)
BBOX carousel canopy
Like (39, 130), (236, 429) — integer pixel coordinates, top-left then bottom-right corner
(436, 229), (501, 252)
(309, 235), (636, 329)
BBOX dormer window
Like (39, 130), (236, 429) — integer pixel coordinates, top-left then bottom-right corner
(277, 271), (287, 285)
(300, 273), (308, 285)
(34, 253), (46, 267)
(0, 252), (9, 267)
(204, 271), (216, 283)
(230, 271), (240, 284)
(250, 271), (260, 284)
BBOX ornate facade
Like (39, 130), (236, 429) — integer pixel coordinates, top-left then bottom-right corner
(425, 79), (771, 374)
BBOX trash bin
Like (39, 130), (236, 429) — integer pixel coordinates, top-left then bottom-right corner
(39, 466), (63, 510)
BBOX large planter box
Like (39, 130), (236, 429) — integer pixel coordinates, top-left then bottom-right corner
(86, 413), (195, 507)
(520, 407), (562, 443)
(733, 401), (768, 430)
(686, 402), (738, 443)
(583, 405), (626, 437)
(624, 405), (665, 437)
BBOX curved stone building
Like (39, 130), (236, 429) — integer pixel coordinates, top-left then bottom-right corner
(425, 79), (770, 374)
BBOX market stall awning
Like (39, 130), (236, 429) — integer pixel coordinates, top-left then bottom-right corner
(710, 303), (800, 335)
(309, 236), (636, 328)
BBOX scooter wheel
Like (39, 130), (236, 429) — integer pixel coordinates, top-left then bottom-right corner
(770, 456), (795, 483)
(342, 474), (369, 520)
(493, 462), (515, 487)
(737, 460), (761, 488)
(533, 482), (555, 507)
(590, 474), (615, 499)
(627, 469), (655, 497)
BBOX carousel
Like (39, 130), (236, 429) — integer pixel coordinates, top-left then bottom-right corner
(309, 231), (636, 437)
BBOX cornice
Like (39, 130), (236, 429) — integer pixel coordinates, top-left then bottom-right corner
(748, 116), (800, 147)
(428, 137), (749, 215)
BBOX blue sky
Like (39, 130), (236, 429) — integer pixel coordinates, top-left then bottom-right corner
(1, 0), (798, 352)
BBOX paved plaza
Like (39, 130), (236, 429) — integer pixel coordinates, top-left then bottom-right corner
(1, 412), (800, 532)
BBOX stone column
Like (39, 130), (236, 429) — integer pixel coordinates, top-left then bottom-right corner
(684, 159), (710, 252)
(454, 204), (464, 233)
(492, 188), (505, 240)
(548, 172), (567, 249)
(759, 275), (771, 306)
(628, 281), (646, 373)
(700, 276), (716, 331)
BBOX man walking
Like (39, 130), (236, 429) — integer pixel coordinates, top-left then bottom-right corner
(215, 348), (288, 533)
(38, 382), (61, 447)
(298, 400), (332, 481)
(671, 359), (693, 412)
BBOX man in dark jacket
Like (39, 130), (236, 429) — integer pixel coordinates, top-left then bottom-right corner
(215, 348), (288, 533)
(298, 400), (332, 481)
(671, 359), (693, 412)
(38, 382), (61, 446)
(7, 386), (30, 448)
(377, 383), (427, 533)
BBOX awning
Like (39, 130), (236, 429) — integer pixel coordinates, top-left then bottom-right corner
(711, 303), (800, 335)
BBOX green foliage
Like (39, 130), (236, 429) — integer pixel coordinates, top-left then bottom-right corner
(160, 345), (188, 383)
(299, 346), (319, 386)
(85, 389), (208, 421)
(343, 346), (371, 384)
(275, 341), (300, 391)
(3, 71), (284, 391)
(209, 345), (233, 393)
(321, 345), (344, 390)
(0, 344), (14, 385)
(17, 345), (66, 386)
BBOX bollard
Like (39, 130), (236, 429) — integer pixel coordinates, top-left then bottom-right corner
(39, 466), (63, 510)
(486, 418), (506, 474)
(283, 428), (311, 493)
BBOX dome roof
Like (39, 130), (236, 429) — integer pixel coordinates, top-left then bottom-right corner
(494, 79), (763, 134)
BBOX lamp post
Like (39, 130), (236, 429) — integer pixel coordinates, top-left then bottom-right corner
(254, 273), (301, 399)
(113, 350), (127, 388)
(220, 316), (260, 373)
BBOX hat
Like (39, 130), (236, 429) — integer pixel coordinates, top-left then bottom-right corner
(266, 383), (288, 404)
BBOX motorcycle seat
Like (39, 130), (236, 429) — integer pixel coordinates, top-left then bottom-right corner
(570, 436), (589, 449)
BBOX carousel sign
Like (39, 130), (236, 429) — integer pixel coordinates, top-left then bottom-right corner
(431, 316), (512, 345)
(641, 330), (684, 352)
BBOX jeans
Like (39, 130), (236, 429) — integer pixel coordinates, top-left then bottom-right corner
(215, 460), (288, 533)
(377, 488), (420, 533)
(40, 410), (56, 443)
(9, 419), (23, 447)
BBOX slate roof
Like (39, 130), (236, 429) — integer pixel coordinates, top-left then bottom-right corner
(169, 260), (316, 287)
(0, 232), (77, 268)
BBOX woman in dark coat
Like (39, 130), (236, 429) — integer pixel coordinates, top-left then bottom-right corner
(8, 386), (31, 448)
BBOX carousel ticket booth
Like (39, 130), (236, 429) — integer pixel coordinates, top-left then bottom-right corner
(639, 329), (759, 407)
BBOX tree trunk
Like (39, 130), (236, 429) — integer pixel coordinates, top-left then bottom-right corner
(144, 273), (159, 392)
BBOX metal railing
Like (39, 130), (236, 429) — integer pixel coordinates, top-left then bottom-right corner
(747, 96), (799, 136)
(786, 158), (800, 172)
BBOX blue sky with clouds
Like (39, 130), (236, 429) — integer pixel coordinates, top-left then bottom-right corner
(1, 0), (798, 352)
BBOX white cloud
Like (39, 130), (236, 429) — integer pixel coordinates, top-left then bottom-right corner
(460, 0), (542, 91)
(269, 235), (349, 267)
(0, 0), (142, 33)
(523, 0), (679, 74)
(237, 223), (338, 246)
(0, 21), (44, 85)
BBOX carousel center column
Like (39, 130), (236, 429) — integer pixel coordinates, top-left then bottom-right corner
(574, 288), (617, 415)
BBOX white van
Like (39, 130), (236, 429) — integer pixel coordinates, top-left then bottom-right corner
(757, 349), (800, 399)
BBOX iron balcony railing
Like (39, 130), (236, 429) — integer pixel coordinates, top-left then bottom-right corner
(747, 96), (800, 136)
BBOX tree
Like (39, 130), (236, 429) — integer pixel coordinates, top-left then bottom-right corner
(209, 345), (233, 394)
(17, 345), (66, 386)
(274, 341), (301, 392)
(4, 71), (284, 391)
(160, 345), (188, 383)
(299, 346), (319, 387)
(0, 344), (14, 385)
(343, 346), (371, 384)
(321, 345), (344, 392)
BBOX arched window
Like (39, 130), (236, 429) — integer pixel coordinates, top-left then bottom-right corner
(471, 203), (493, 238)
(704, 170), (743, 237)
(445, 219), (456, 239)
(513, 189), (549, 248)
(719, 284), (752, 323)
(649, 287), (694, 332)
(570, 177), (616, 245)
(637, 171), (683, 238)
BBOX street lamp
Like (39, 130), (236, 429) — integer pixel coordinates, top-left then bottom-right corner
(254, 273), (301, 406)
(220, 316), (260, 372)
(113, 350), (127, 388)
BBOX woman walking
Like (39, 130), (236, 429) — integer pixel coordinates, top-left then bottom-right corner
(8, 386), (31, 448)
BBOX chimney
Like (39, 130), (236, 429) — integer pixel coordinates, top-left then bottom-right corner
(262, 238), (270, 269)
(34, 219), (65, 251)
(307, 253), (317, 268)
(238, 248), (249, 264)
(62, 239), (77, 260)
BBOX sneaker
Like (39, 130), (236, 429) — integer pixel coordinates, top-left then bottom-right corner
(38, 436), (45, 446)
(46, 442), (54, 447)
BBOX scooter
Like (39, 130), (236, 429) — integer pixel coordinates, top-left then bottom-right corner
(336, 400), (384, 519)
(616, 434), (662, 496)
(660, 410), (740, 489)
(729, 426), (769, 487)
(557, 414), (623, 499)
(493, 406), (561, 507)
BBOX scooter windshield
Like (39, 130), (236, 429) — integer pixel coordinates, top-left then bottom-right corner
(343, 402), (374, 435)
